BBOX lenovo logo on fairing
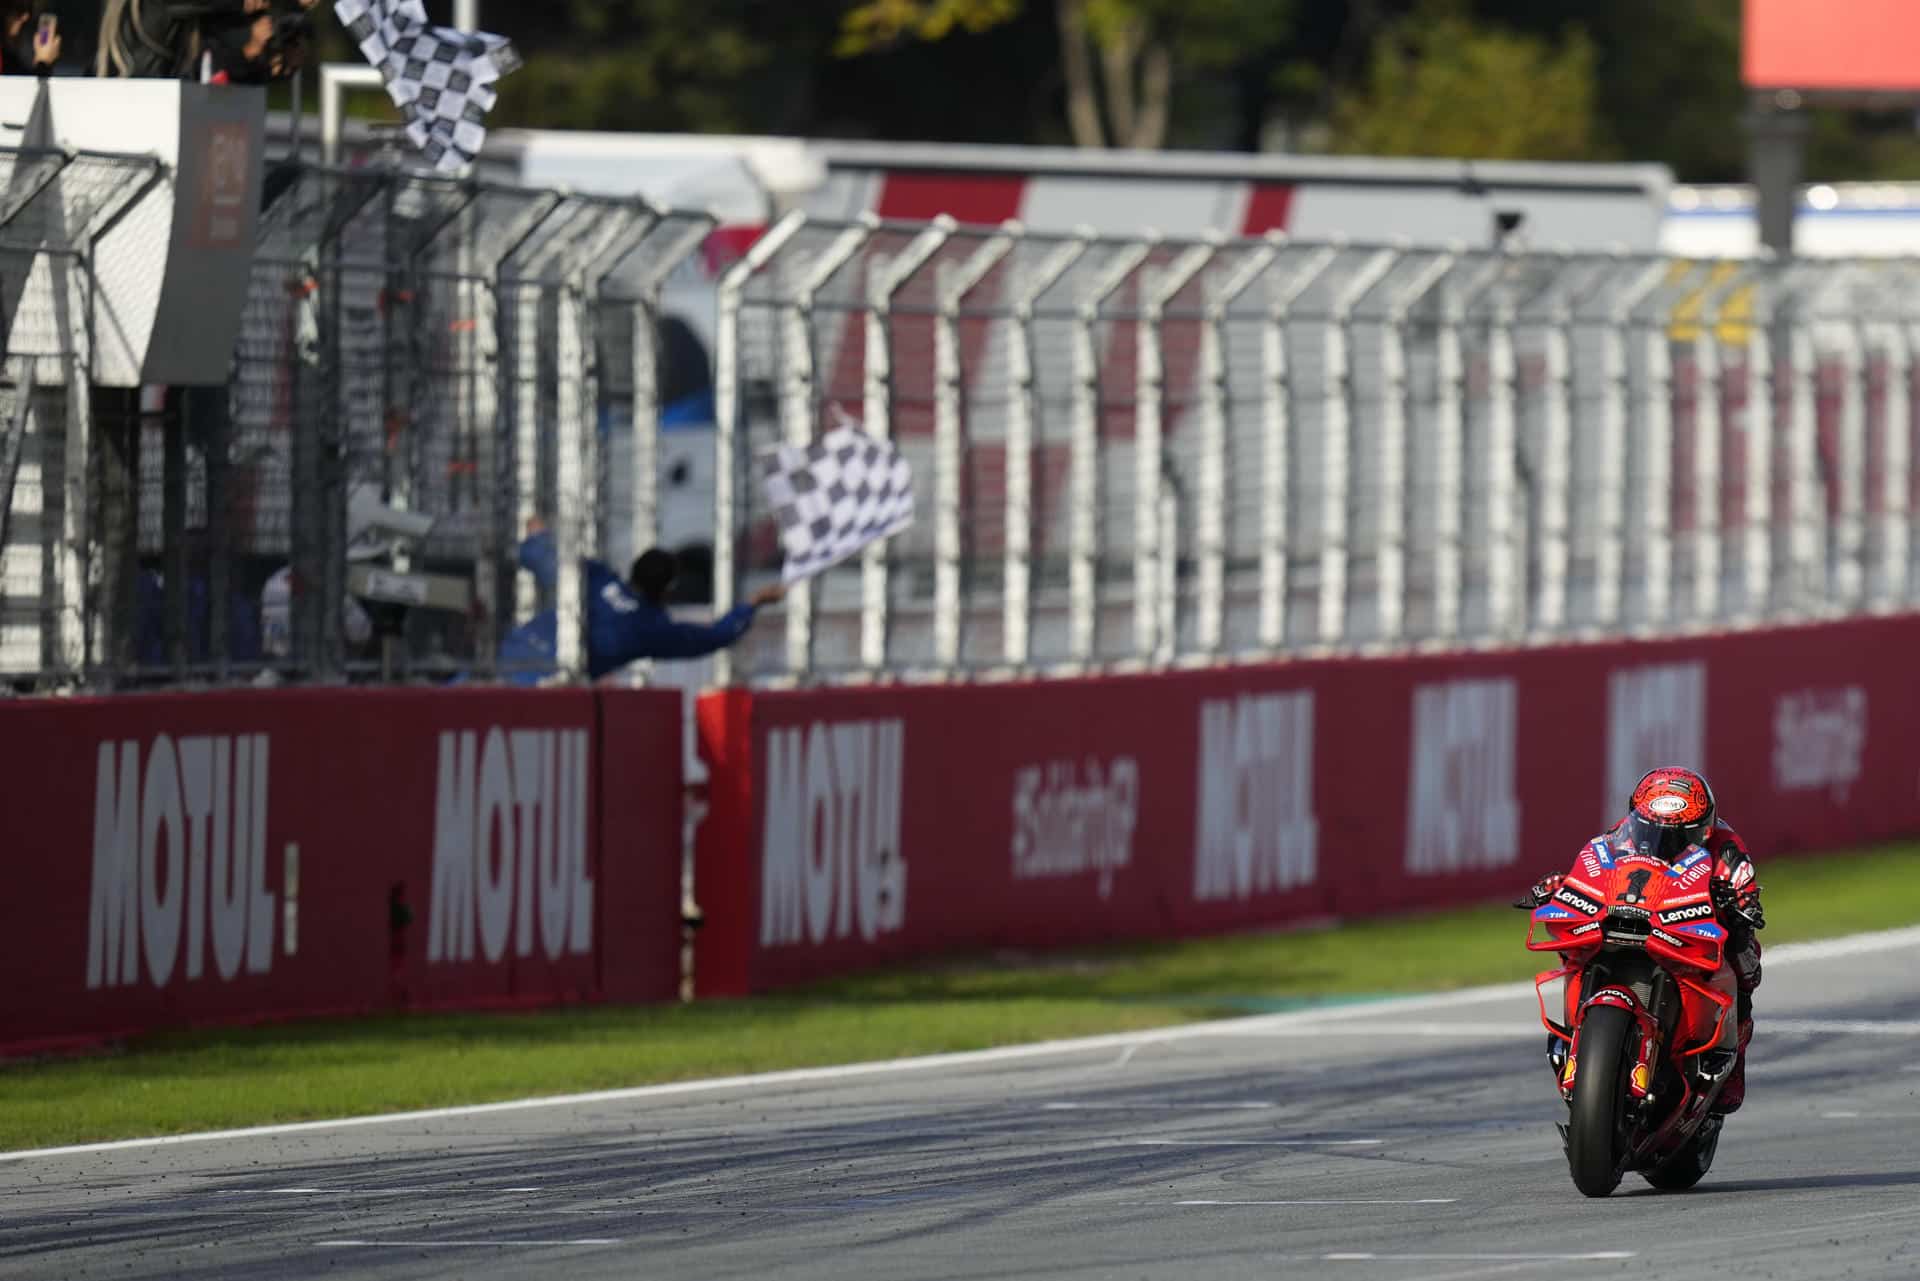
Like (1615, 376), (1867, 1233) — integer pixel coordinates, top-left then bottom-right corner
(1606, 663), (1706, 824)
(428, 728), (595, 965)
(1193, 692), (1317, 902)
(1405, 679), (1521, 874)
(761, 720), (906, 948)
(88, 735), (275, 990)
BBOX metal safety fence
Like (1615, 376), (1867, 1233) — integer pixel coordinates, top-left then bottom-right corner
(0, 153), (716, 689)
(713, 212), (1920, 684)
(0, 146), (168, 682)
(7, 161), (1920, 692)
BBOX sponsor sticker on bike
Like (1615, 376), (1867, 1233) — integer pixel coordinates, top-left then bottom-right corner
(1552, 886), (1602, 916)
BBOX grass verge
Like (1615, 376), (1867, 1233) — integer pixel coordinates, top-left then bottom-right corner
(3, 842), (1917, 1152)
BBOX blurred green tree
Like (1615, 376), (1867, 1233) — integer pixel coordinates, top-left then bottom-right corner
(486, 0), (777, 134)
(1327, 1), (1603, 161)
(838, 0), (1296, 149)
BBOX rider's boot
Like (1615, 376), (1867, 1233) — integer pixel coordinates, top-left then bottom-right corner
(1711, 1018), (1753, 1116)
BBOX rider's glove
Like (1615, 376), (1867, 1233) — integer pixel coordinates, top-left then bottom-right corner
(1711, 879), (1766, 930)
(1513, 872), (1564, 909)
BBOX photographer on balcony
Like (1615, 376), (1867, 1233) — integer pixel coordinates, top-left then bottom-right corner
(96, 0), (315, 81)
(2, 3), (62, 76)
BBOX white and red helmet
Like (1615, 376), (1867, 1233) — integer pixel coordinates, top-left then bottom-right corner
(1624, 766), (1716, 862)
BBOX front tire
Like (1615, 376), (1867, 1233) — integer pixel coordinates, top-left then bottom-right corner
(1566, 1004), (1634, 1197)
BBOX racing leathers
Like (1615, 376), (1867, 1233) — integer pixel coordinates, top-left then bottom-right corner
(1527, 817), (1763, 1115)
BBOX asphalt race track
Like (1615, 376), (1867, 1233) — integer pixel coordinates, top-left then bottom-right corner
(5, 929), (1920, 1281)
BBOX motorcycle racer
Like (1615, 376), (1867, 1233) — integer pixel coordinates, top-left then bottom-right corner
(1524, 767), (1765, 1115)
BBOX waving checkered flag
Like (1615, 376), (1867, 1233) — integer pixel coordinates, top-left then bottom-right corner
(334, 0), (523, 173)
(760, 421), (916, 585)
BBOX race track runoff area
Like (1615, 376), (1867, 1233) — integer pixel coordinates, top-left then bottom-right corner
(3, 928), (1917, 1281)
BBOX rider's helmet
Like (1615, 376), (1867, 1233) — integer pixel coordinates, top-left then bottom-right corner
(1623, 766), (1716, 862)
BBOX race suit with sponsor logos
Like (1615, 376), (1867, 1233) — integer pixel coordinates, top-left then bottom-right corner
(1549, 817), (1762, 1115)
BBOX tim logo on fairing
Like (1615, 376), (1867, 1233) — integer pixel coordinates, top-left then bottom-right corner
(428, 728), (595, 965)
(88, 735), (277, 990)
(760, 719), (906, 947)
(1404, 679), (1521, 874)
(1193, 692), (1317, 902)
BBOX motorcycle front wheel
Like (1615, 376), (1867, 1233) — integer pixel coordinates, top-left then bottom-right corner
(1566, 1003), (1633, 1197)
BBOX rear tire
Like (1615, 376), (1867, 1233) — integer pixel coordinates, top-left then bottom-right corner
(1641, 1119), (1721, 1191)
(1566, 1004), (1633, 1197)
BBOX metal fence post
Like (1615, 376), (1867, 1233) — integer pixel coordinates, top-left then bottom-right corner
(1833, 309), (1867, 610)
(1691, 268), (1760, 626)
(554, 262), (591, 679)
(474, 194), (563, 673)
(1589, 259), (1670, 630)
(1691, 298), (1725, 627)
(1526, 258), (1590, 636)
(1884, 304), (1916, 608)
(1780, 315), (1822, 617)
(781, 217), (873, 681)
(1135, 240), (1214, 662)
(928, 225), (1009, 673)
(553, 205), (657, 680)
(1003, 231), (1086, 670)
(1321, 248), (1398, 648)
(1631, 266), (1679, 631)
(1259, 245), (1339, 652)
(1483, 287), (1523, 639)
(1742, 280), (1776, 622)
(621, 217), (714, 570)
(864, 218), (952, 672)
(1157, 473), (1177, 664)
(712, 211), (807, 688)
(1373, 252), (1455, 647)
(1069, 238), (1151, 667)
(162, 393), (188, 676)
(1196, 239), (1278, 657)
(1447, 259), (1523, 641)
(1429, 265), (1476, 643)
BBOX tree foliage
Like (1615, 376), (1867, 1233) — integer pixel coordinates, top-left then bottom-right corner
(838, 0), (1294, 148)
(1328, 3), (1603, 161)
(437, 0), (1920, 184)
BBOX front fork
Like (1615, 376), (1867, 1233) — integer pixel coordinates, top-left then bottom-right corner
(1553, 1007), (1663, 1111)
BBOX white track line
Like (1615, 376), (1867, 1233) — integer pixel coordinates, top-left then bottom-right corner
(1770, 1019), (1920, 1036)
(1131, 1139), (1383, 1147)
(6, 923), (1917, 1164)
(1178, 1199), (1455, 1206)
(215, 1186), (542, 1195)
(1042, 1101), (1274, 1111)
(318, 1239), (618, 1248)
(1325, 1253), (1633, 1262)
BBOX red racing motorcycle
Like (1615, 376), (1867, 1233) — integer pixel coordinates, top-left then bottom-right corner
(1524, 840), (1744, 1196)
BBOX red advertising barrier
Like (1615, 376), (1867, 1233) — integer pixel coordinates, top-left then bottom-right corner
(0, 687), (683, 1054)
(695, 615), (1920, 995)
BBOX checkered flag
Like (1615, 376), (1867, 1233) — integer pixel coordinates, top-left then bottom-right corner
(759, 421), (916, 585)
(334, 0), (523, 173)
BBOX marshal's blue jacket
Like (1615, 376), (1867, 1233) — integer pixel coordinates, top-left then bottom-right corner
(496, 531), (758, 682)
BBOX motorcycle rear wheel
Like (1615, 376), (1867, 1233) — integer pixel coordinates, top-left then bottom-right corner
(1641, 1118), (1722, 1191)
(1566, 1004), (1633, 1197)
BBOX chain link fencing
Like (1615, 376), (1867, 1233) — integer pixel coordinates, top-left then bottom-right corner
(0, 153), (715, 690)
(714, 212), (1920, 684)
(3, 158), (1919, 691)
